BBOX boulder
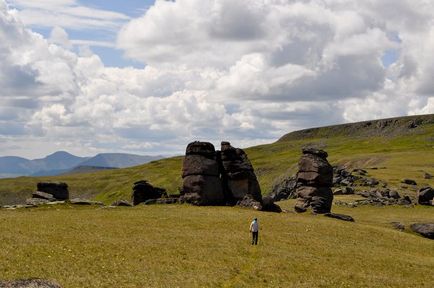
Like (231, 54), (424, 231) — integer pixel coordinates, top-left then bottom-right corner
(111, 200), (132, 207)
(32, 191), (56, 201)
(297, 153), (333, 187)
(401, 179), (417, 185)
(324, 213), (355, 222)
(0, 279), (62, 288)
(418, 186), (434, 205)
(185, 141), (216, 157)
(261, 196), (282, 213)
(333, 187), (354, 195)
(269, 175), (297, 201)
(410, 223), (434, 239)
(182, 155), (219, 177)
(144, 198), (179, 205)
(424, 172), (433, 179)
(132, 180), (167, 206)
(37, 182), (69, 200)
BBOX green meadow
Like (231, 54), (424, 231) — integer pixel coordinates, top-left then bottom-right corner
(0, 199), (433, 287)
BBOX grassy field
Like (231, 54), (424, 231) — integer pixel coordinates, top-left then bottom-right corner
(0, 198), (433, 287)
(0, 115), (433, 205)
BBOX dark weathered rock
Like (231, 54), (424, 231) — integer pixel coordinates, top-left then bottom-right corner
(295, 149), (333, 214)
(418, 186), (434, 205)
(37, 182), (69, 200)
(111, 200), (132, 207)
(32, 191), (56, 201)
(391, 222), (405, 231)
(269, 176), (297, 201)
(324, 213), (355, 222)
(424, 172), (433, 179)
(402, 179), (417, 185)
(69, 198), (104, 205)
(181, 175), (224, 205)
(182, 155), (219, 177)
(410, 223), (434, 239)
(220, 142), (262, 203)
(261, 196), (282, 213)
(132, 180), (167, 206)
(181, 142), (224, 205)
(0, 279), (62, 288)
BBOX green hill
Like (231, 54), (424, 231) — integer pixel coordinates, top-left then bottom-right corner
(0, 114), (433, 205)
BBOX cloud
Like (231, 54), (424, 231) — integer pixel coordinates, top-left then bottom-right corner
(8, 0), (129, 31)
(1, 0), (434, 158)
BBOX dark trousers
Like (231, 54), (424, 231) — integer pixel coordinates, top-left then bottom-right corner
(251, 231), (258, 245)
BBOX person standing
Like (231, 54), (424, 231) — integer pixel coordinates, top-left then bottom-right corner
(250, 218), (259, 245)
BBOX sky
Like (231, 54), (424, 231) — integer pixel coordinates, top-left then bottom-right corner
(1, 0), (434, 159)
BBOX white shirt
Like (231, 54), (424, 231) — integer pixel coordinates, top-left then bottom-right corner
(250, 220), (259, 232)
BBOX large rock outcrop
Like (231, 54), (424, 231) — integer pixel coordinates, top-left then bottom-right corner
(180, 141), (276, 211)
(295, 148), (333, 214)
(418, 186), (434, 206)
(180, 142), (224, 205)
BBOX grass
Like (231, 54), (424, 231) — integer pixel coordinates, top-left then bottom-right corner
(0, 115), (433, 205)
(0, 200), (433, 287)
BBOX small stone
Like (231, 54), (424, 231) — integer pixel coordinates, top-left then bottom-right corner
(391, 222), (405, 231)
(69, 198), (104, 205)
(401, 179), (417, 185)
(324, 213), (355, 222)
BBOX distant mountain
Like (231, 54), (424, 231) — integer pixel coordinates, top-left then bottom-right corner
(0, 152), (164, 178)
(79, 153), (163, 168)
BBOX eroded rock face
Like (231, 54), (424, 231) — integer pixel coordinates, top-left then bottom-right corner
(220, 141), (262, 203)
(295, 148), (333, 214)
(181, 142), (224, 205)
(132, 180), (167, 206)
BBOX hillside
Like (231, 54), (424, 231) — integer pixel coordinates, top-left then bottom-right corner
(0, 114), (433, 205)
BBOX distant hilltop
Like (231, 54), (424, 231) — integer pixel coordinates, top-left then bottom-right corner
(278, 114), (434, 142)
(0, 152), (164, 178)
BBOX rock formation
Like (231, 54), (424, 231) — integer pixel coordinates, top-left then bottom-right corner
(180, 141), (224, 205)
(294, 148), (333, 214)
(180, 141), (278, 211)
(132, 180), (167, 205)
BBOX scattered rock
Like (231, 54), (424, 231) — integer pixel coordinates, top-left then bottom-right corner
(391, 222), (405, 231)
(418, 186), (434, 206)
(236, 195), (262, 211)
(295, 148), (333, 214)
(0, 279), (62, 288)
(324, 213), (355, 222)
(410, 223), (434, 239)
(132, 180), (167, 206)
(111, 200), (132, 207)
(333, 186), (354, 195)
(69, 198), (104, 205)
(401, 179), (417, 186)
(37, 182), (69, 200)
